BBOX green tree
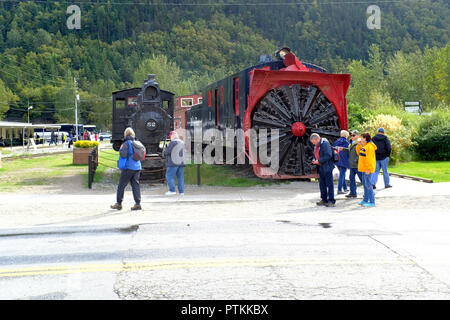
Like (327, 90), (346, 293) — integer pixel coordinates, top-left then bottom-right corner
(0, 78), (19, 119)
(434, 43), (450, 105)
(346, 45), (387, 107)
(133, 55), (190, 96)
(385, 50), (424, 105)
(80, 79), (116, 131)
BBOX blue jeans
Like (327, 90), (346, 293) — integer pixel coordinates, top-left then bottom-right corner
(349, 168), (363, 196)
(166, 166), (185, 193)
(337, 166), (348, 192)
(372, 157), (390, 187)
(361, 172), (375, 204)
(319, 169), (335, 204)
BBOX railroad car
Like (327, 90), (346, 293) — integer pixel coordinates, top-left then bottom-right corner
(186, 47), (350, 179)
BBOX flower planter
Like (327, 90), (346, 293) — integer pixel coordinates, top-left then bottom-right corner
(73, 147), (94, 165)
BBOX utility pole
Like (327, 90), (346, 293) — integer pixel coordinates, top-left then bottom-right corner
(74, 77), (79, 139)
(27, 105), (33, 123)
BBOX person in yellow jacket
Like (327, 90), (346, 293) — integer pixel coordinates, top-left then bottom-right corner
(355, 133), (377, 207)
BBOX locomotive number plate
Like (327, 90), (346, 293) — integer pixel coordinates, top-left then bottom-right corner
(146, 119), (158, 131)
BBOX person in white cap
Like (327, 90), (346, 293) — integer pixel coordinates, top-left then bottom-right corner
(163, 131), (185, 196)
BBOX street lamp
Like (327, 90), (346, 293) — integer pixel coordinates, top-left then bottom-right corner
(27, 106), (33, 123)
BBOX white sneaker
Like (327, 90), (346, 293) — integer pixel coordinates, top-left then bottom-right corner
(165, 191), (176, 196)
(179, 193), (184, 196)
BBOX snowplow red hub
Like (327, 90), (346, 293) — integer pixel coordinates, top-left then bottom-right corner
(291, 122), (306, 137)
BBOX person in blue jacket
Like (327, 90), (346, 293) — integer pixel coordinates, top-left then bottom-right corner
(111, 127), (142, 211)
(333, 130), (350, 194)
(311, 133), (336, 207)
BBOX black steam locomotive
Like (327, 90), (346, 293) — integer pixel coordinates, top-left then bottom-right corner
(111, 74), (175, 180)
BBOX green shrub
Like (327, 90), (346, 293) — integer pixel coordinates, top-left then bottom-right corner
(412, 109), (450, 160)
(73, 140), (100, 148)
(361, 114), (415, 165)
(347, 102), (376, 132)
(413, 122), (450, 161)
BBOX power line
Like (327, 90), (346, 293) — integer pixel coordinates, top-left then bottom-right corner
(5, 106), (112, 114)
(0, 55), (69, 83)
(0, 59), (113, 102)
(0, 0), (415, 6)
(0, 59), (73, 89)
(5, 106), (75, 113)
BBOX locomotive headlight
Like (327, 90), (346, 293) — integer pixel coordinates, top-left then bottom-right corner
(146, 119), (158, 131)
(275, 47), (291, 60)
(279, 49), (289, 59)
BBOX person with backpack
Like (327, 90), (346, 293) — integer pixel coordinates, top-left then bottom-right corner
(333, 130), (350, 194)
(371, 127), (392, 189)
(163, 131), (185, 196)
(111, 127), (144, 211)
(355, 133), (378, 208)
(310, 133), (336, 207)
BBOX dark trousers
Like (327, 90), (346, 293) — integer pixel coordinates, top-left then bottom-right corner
(349, 168), (363, 196)
(117, 169), (141, 205)
(319, 169), (335, 204)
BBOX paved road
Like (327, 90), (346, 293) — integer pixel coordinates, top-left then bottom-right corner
(0, 177), (450, 300)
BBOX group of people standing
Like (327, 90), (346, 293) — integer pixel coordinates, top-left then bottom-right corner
(109, 125), (392, 211)
(83, 130), (98, 142)
(110, 128), (185, 211)
(311, 127), (392, 208)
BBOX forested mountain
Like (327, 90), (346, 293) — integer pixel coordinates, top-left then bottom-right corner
(0, 0), (448, 129)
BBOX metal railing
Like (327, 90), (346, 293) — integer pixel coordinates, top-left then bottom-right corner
(88, 146), (99, 189)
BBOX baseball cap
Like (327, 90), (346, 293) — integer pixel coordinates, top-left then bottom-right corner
(350, 130), (359, 136)
(378, 127), (385, 133)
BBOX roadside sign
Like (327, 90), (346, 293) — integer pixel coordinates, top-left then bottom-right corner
(405, 106), (420, 113)
(404, 101), (422, 114)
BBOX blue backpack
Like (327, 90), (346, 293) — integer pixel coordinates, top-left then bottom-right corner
(118, 154), (127, 170)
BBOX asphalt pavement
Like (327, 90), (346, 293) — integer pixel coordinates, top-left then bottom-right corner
(0, 176), (450, 300)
